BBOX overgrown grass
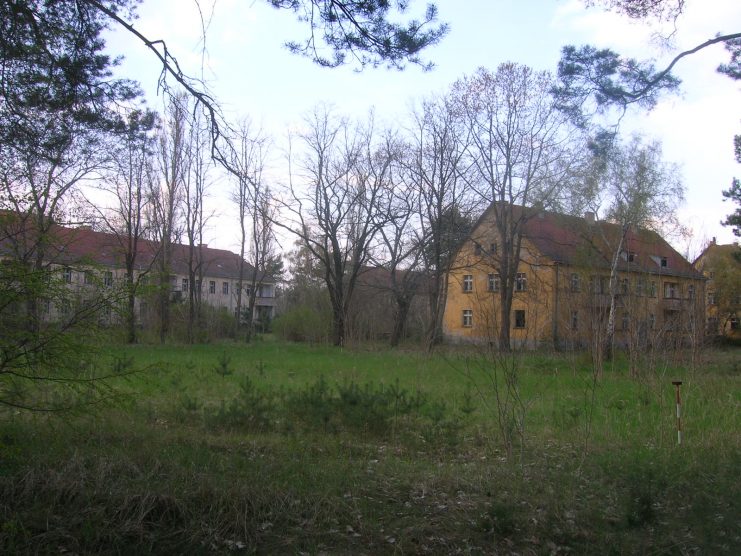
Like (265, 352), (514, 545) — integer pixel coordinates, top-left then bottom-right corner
(1, 339), (739, 553)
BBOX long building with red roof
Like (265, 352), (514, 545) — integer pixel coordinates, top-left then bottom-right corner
(0, 211), (277, 325)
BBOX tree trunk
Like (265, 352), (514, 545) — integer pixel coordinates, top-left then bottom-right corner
(426, 271), (447, 351)
(499, 288), (513, 352)
(390, 297), (411, 347)
(125, 267), (137, 344)
(605, 232), (626, 362)
(332, 307), (345, 347)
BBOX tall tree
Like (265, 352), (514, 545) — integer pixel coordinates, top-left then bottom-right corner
(245, 185), (280, 338)
(277, 107), (390, 346)
(579, 134), (684, 356)
(721, 134), (741, 238)
(231, 119), (270, 338)
(403, 93), (473, 349)
(183, 107), (212, 343)
(372, 135), (426, 347)
(0, 0), (139, 408)
(150, 93), (188, 344)
(455, 63), (579, 350)
(94, 109), (158, 344)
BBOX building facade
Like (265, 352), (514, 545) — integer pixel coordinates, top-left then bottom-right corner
(0, 214), (277, 326)
(693, 240), (741, 339)
(443, 206), (706, 349)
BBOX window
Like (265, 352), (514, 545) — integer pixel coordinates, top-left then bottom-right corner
(182, 278), (189, 292)
(258, 284), (273, 298)
(650, 255), (668, 268)
(621, 313), (629, 331)
(620, 278), (629, 295)
(63, 267), (72, 283)
(474, 243), (482, 256)
(209, 280), (216, 294)
(570, 273), (580, 293)
(195, 280), (201, 292)
(663, 282), (680, 299)
(687, 284), (695, 299)
(515, 273), (527, 292)
(649, 281), (657, 298)
(462, 274), (473, 292)
(590, 276), (608, 294)
(489, 243), (497, 255)
(84, 271), (94, 285)
(104, 271), (113, 287)
(462, 309), (473, 328)
(487, 273), (500, 292)
(730, 317), (740, 330)
(636, 277), (645, 297)
(627, 252), (636, 263)
(222, 281), (229, 295)
(571, 310), (578, 331)
(649, 313), (656, 330)
(514, 309), (526, 328)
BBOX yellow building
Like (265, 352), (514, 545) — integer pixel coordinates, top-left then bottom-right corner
(443, 205), (706, 349)
(693, 240), (741, 339)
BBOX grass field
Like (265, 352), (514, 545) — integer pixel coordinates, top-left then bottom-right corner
(1, 337), (739, 554)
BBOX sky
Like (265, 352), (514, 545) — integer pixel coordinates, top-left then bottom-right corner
(104, 0), (741, 258)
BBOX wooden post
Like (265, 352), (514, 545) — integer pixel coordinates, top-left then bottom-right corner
(672, 381), (683, 445)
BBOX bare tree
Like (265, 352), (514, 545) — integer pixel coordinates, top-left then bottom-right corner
(455, 63), (580, 350)
(92, 109), (157, 344)
(276, 106), (390, 346)
(150, 93), (188, 343)
(372, 133), (426, 346)
(183, 107), (212, 343)
(403, 93), (474, 349)
(231, 119), (270, 338)
(245, 185), (280, 339)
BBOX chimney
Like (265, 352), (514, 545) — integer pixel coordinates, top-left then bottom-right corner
(712, 237), (716, 245)
(584, 211), (595, 224)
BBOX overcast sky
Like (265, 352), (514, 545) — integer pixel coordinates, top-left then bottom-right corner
(104, 0), (741, 257)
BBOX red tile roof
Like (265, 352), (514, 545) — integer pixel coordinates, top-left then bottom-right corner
(0, 212), (263, 281)
(472, 204), (704, 280)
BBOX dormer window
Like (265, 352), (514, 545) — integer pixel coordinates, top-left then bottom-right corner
(474, 243), (482, 256)
(620, 251), (637, 262)
(650, 255), (669, 268)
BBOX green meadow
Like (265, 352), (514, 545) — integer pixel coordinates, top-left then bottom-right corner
(1, 338), (739, 554)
